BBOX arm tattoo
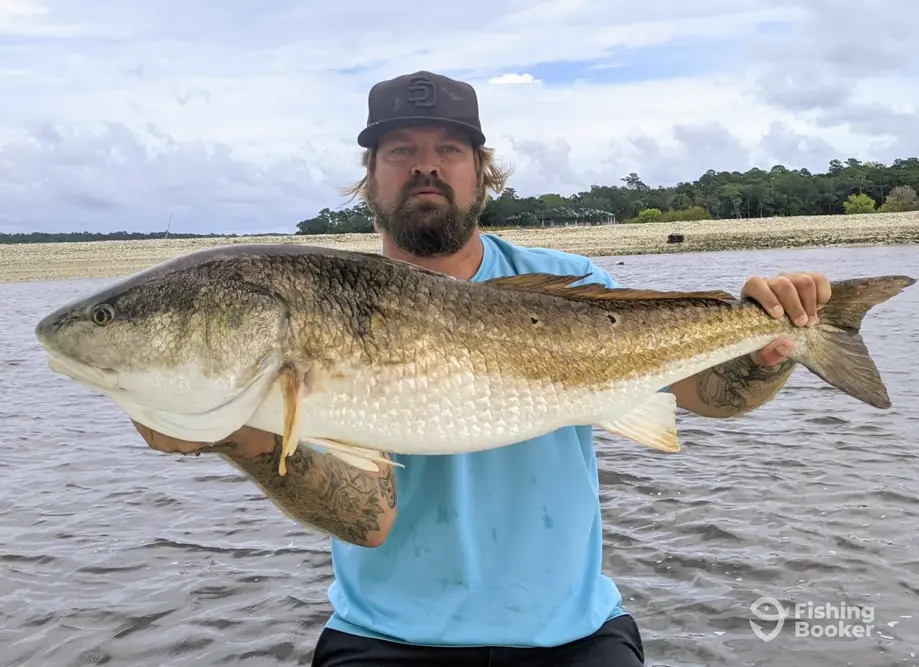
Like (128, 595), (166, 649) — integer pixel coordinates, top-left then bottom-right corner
(202, 435), (396, 546)
(694, 355), (797, 415)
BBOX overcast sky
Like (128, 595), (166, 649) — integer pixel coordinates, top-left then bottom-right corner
(2, 0), (916, 234)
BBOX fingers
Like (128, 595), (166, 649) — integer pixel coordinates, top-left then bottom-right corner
(132, 420), (154, 445)
(772, 275), (808, 326)
(742, 276), (782, 317)
(813, 273), (832, 311)
(743, 272), (831, 327)
(131, 420), (206, 453)
(743, 275), (802, 322)
(751, 338), (795, 366)
(744, 270), (830, 367)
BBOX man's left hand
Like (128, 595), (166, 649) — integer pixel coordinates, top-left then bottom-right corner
(741, 272), (831, 367)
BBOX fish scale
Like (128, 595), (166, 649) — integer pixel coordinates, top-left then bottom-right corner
(33, 243), (916, 476)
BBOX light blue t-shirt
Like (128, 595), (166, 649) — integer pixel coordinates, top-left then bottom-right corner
(324, 232), (628, 648)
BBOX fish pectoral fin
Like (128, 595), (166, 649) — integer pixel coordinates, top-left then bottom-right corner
(274, 361), (396, 476)
(278, 363), (307, 477)
(301, 437), (403, 473)
(596, 392), (680, 453)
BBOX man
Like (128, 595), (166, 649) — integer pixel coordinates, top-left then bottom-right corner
(136, 71), (830, 666)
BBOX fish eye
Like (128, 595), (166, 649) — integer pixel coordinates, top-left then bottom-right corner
(90, 304), (115, 326)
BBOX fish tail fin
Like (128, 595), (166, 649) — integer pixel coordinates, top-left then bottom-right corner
(792, 275), (916, 409)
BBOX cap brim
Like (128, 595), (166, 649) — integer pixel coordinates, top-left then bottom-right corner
(357, 117), (486, 148)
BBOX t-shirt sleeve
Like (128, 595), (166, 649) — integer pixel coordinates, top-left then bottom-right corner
(576, 259), (622, 289)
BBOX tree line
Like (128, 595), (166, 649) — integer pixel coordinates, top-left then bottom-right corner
(0, 231), (287, 245)
(2, 157), (918, 244)
(296, 157), (919, 235)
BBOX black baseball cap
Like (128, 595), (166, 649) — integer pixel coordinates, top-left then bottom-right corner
(357, 71), (486, 148)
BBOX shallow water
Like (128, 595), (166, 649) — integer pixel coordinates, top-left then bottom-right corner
(1, 243), (917, 667)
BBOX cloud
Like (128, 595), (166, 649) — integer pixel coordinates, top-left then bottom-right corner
(1, 0), (916, 233)
(488, 73), (539, 85)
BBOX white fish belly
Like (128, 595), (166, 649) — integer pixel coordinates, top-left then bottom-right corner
(43, 354), (245, 442)
(244, 333), (779, 455)
(246, 367), (615, 454)
(99, 356), (282, 444)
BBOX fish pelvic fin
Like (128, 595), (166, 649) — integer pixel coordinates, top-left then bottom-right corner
(597, 392), (680, 453)
(793, 274), (917, 410)
(484, 273), (736, 304)
(301, 437), (404, 473)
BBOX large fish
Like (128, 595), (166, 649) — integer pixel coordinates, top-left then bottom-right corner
(34, 244), (915, 476)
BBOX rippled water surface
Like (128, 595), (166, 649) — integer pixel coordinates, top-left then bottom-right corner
(2, 243), (918, 667)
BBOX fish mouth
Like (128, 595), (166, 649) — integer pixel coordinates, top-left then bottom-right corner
(44, 352), (119, 391)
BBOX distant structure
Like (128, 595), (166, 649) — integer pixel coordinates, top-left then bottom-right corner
(504, 207), (617, 228)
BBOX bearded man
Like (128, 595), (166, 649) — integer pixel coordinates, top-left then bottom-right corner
(135, 71), (830, 667)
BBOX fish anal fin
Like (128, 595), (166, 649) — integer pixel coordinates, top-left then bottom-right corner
(302, 437), (403, 473)
(597, 392), (680, 453)
(484, 273), (734, 303)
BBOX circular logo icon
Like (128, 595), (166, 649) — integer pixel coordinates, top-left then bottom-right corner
(749, 596), (787, 642)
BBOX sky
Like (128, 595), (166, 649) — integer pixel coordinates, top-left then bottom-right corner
(1, 0), (917, 235)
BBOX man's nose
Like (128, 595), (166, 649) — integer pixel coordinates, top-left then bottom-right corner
(411, 163), (439, 177)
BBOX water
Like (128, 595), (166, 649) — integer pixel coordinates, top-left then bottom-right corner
(1, 243), (917, 667)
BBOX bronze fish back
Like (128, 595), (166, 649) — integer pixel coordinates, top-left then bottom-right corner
(182, 246), (788, 392)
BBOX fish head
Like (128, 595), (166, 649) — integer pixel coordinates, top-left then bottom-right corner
(34, 256), (288, 432)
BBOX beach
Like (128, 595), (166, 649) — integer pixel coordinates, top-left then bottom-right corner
(2, 210), (918, 283)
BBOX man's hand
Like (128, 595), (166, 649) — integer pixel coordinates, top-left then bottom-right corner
(741, 271), (832, 366)
(131, 421), (275, 458)
(672, 270), (831, 417)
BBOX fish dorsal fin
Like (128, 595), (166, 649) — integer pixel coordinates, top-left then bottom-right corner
(483, 273), (736, 303)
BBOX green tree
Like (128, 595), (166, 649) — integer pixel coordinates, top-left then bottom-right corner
(637, 208), (663, 223)
(842, 193), (876, 214)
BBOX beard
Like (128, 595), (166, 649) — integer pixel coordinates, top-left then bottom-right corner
(368, 173), (485, 258)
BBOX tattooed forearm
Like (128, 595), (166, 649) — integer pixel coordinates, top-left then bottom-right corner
(205, 435), (397, 547)
(691, 355), (797, 417)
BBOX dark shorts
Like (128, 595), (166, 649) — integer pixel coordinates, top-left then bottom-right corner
(310, 613), (645, 666)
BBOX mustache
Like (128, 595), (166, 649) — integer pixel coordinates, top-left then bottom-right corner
(398, 173), (455, 203)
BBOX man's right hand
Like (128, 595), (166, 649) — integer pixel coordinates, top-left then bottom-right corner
(131, 422), (398, 547)
(131, 421), (276, 458)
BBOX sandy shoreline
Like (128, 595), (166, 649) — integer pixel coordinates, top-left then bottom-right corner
(2, 211), (918, 283)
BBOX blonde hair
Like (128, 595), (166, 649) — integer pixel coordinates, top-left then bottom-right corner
(341, 144), (513, 205)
